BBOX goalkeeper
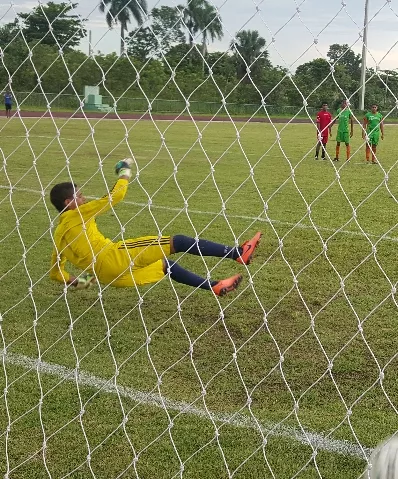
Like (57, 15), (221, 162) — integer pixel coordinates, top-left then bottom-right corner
(49, 159), (261, 296)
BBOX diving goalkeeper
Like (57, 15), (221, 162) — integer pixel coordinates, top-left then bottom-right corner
(49, 159), (261, 296)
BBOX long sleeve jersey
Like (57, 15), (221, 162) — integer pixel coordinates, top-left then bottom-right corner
(49, 178), (128, 283)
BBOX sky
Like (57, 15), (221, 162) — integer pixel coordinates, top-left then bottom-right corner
(2, 0), (398, 71)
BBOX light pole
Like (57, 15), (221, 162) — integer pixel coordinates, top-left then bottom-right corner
(359, 0), (369, 110)
(89, 30), (93, 56)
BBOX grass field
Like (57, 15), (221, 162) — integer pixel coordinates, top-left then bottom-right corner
(0, 115), (398, 478)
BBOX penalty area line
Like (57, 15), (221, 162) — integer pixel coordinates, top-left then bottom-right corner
(1, 184), (397, 244)
(4, 351), (372, 460)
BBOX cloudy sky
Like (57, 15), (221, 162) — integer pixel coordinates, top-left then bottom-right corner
(2, 0), (398, 71)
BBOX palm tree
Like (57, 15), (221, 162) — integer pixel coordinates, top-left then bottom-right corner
(200, 3), (223, 56)
(231, 30), (268, 80)
(179, 0), (204, 47)
(179, 0), (223, 51)
(99, 0), (148, 56)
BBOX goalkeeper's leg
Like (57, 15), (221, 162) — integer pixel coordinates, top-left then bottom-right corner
(171, 232), (262, 266)
(117, 233), (262, 268)
(166, 260), (242, 296)
(111, 232), (261, 295)
(111, 258), (242, 296)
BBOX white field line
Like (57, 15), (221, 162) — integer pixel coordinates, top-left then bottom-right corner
(4, 116), (273, 124)
(1, 184), (397, 244)
(3, 116), (244, 124)
(4, 114), (398, 125)
(5, 351), (372, 460)
(5, 115), (398, 126)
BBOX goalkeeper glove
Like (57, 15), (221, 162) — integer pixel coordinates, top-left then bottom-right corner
(115, 158), (134, 179)
(74, 273), (96, 290)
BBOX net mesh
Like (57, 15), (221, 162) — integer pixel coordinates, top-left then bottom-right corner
(0, 0), (398, 477)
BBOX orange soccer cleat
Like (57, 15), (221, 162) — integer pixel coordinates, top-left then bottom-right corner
(212, 274), (243, 297)
(236, 232), (262, 265)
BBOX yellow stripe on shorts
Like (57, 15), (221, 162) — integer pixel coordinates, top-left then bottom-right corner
(118, 238), (170, 249)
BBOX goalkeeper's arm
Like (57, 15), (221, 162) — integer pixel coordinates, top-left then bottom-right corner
(50, 250), (95, 289)
(50, 249), (71, 284)
(78, 158), (135, 219)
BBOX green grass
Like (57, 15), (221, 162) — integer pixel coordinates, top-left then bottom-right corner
(0, 116), (398, 478)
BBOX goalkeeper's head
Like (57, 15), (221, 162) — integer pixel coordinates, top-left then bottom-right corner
(50, 182), (85, 212)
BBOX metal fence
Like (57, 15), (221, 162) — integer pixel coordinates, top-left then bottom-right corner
(12, 92), (319, 117)
(11, 92), (398, 118)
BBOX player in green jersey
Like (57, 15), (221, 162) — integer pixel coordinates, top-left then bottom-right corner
(332, 100), (354, 161)
(362, 104), (384, 164)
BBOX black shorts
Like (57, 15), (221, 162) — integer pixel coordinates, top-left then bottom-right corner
(5, 104), (11, 111)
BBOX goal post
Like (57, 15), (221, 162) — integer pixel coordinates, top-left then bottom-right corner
(0, 1), (397, 478)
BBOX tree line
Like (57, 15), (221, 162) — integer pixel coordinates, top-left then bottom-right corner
(0, 1), (396, 113)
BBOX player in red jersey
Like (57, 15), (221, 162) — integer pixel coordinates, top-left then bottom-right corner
(315, 102), (333, 160)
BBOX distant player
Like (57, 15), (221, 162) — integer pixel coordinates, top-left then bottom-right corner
(4, 91), (12, 118)
(362, 104), (384, 164)
(332, 100), (354, 161)
(49, 158), (262, 296)
(315, 102), (332, 160)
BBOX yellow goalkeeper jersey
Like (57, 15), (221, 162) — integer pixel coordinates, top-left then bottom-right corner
(49, 178), (128, 283)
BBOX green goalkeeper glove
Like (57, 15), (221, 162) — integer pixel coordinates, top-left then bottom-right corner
(74, 273), (96, 290)
(115, 158), (134, 179)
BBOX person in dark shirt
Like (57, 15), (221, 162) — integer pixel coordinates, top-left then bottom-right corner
(4, 91), (12, 118)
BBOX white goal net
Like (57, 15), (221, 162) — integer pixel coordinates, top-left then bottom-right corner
(0, 0), (397, 477)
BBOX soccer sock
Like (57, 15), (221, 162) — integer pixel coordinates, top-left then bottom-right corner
(366, 145), (370, 161)
(346, 145), (350, 160)
(172, 234), (242, 260)
(166, 260), (216, 290)
(315, 143), (320, 157)
(336, 144), (340, 158)
(372, 145), (377, 161)
(321, 144), (326, 158)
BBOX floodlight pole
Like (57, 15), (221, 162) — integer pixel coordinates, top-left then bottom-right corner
(359, 0), (369, 111)
(89, 30), (93, 56)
